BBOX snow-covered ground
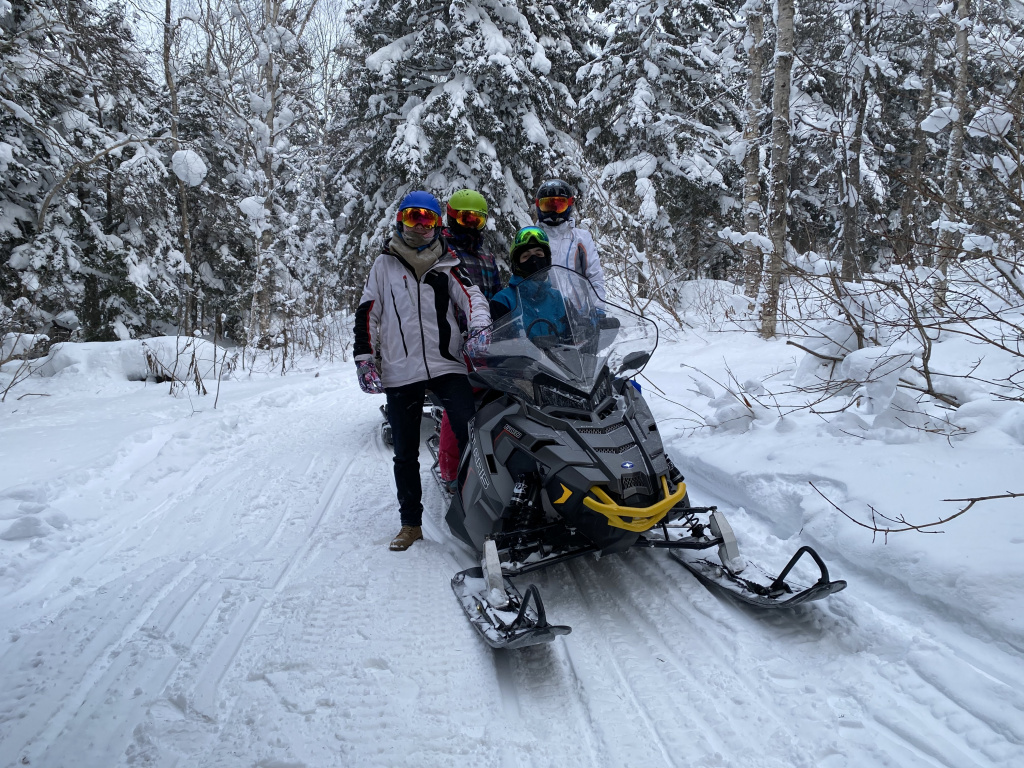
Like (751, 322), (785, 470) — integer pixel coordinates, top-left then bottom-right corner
(1, 331), (1022, 767)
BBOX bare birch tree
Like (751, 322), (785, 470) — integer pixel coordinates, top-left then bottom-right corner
(760, 0), (795, 338)
(934, 0), (972, 306)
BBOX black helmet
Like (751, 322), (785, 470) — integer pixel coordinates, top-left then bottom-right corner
(535, 178), (575, 224)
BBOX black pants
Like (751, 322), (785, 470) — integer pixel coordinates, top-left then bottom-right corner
(386, 373), (475, 527)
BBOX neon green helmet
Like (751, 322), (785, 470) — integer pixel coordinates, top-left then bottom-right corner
(447, 188), (488, 214)
(446, 189), (488, 230)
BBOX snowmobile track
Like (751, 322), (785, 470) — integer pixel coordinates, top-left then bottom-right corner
(561, 557), (735, 765)
(1, 387), (371, 768)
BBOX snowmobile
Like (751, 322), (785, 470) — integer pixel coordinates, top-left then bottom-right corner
(380, 401), (444, 452)
(445, 267), (846, 650)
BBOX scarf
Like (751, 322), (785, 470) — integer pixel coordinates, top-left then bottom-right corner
(390, 232), (445, 281)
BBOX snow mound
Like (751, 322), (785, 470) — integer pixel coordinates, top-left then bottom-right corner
(31, 337), (233, 386)
(33, 340), (152, 380)
(677, 279), (745, 325)
(0, 516), (48, 540)
(140, 337), (233, 387)
(2, 333), (49, 361)
(953, 398), (1024, 444)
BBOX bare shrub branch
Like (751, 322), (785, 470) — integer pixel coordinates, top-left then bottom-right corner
(810, 482), (1024, 542)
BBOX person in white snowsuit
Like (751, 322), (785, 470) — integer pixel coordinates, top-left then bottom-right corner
(534, 179), (606, 300)
(353, 191), (491, 551)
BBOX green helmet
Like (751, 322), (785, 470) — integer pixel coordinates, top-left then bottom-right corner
(447, 189), (488, 215)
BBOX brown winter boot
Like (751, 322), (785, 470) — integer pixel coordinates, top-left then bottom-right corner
(389, 525), (423, 551)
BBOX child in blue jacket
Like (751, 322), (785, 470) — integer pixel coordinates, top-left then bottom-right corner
(490, 227), (569, 340)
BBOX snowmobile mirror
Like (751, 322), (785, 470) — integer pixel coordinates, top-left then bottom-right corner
(617, 350), (650, 375)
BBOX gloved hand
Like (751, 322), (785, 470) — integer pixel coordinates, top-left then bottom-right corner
(356, 357), (384, 394)
(464, 327), (491, 359)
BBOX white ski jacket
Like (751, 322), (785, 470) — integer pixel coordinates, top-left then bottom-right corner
(354, 245), (490, 389)
(539, 219), (606, 300)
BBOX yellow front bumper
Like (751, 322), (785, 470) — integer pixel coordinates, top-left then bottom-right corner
(582, 476), (687, 532)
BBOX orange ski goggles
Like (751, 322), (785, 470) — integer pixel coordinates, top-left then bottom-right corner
(447, 206), (487, 230)
(536, 196), (573, 214)
(397, 207), (443, 228)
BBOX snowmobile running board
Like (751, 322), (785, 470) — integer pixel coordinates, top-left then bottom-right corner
(670, 545), (847, 609)
(452, 567), (572, 650)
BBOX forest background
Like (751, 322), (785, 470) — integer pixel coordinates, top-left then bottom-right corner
(2, 0), (1023, 384)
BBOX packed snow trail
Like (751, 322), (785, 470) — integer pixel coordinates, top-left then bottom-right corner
(0, 364), (1022, 767)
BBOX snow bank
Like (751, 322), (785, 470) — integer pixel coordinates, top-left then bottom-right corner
(29, 337), (233, 386)
(675, 279), (746, 326)
(139, 337), (233, 386)
(1, 333), (48, 361)
(648, 328), (1024, 644)
(32, 340), (151, 380)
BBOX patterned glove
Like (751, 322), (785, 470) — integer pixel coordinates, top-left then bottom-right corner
(464, 328), (491, 359)
(356, 358), (384, 394)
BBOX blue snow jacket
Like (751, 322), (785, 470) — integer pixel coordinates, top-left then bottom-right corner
(489, 273), (570, 341)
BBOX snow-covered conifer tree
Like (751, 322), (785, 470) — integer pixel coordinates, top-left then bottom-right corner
(337, 0), (593, 283)
(577, 0), (741, 300)
(1, 0), (177, 340)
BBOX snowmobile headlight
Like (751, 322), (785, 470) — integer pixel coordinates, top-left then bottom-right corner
(538, 383), (589, 411)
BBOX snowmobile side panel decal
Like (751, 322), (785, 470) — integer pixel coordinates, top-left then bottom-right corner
(554, 484), (572, 504)
(471, 430), (491, 490)
(582, 476), (687, 532)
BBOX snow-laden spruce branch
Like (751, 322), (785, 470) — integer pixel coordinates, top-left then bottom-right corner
(34, 135), (174, 232)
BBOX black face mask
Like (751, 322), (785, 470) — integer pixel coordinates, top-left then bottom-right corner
(515, 254), (550, 277)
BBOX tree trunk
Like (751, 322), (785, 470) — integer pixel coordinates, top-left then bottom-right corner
(840, 3), (872, 282)
(248, 0), (284, 347)
(759, 0), (795, 338)
(894, 41), (935, 266)
(934, 0), (972, 306)
(742, 4), (766, 299)
(164, 0), (196, 333)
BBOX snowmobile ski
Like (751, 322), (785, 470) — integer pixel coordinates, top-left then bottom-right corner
(451, 567), (571, 650)
(670, 545), (847, 609)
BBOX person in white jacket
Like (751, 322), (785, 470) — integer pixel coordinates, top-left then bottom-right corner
(353, 190), (490, 551)
(534, 179), (606, 300)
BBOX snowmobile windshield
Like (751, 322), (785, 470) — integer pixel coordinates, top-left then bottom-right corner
(466, 266), (658, 404)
